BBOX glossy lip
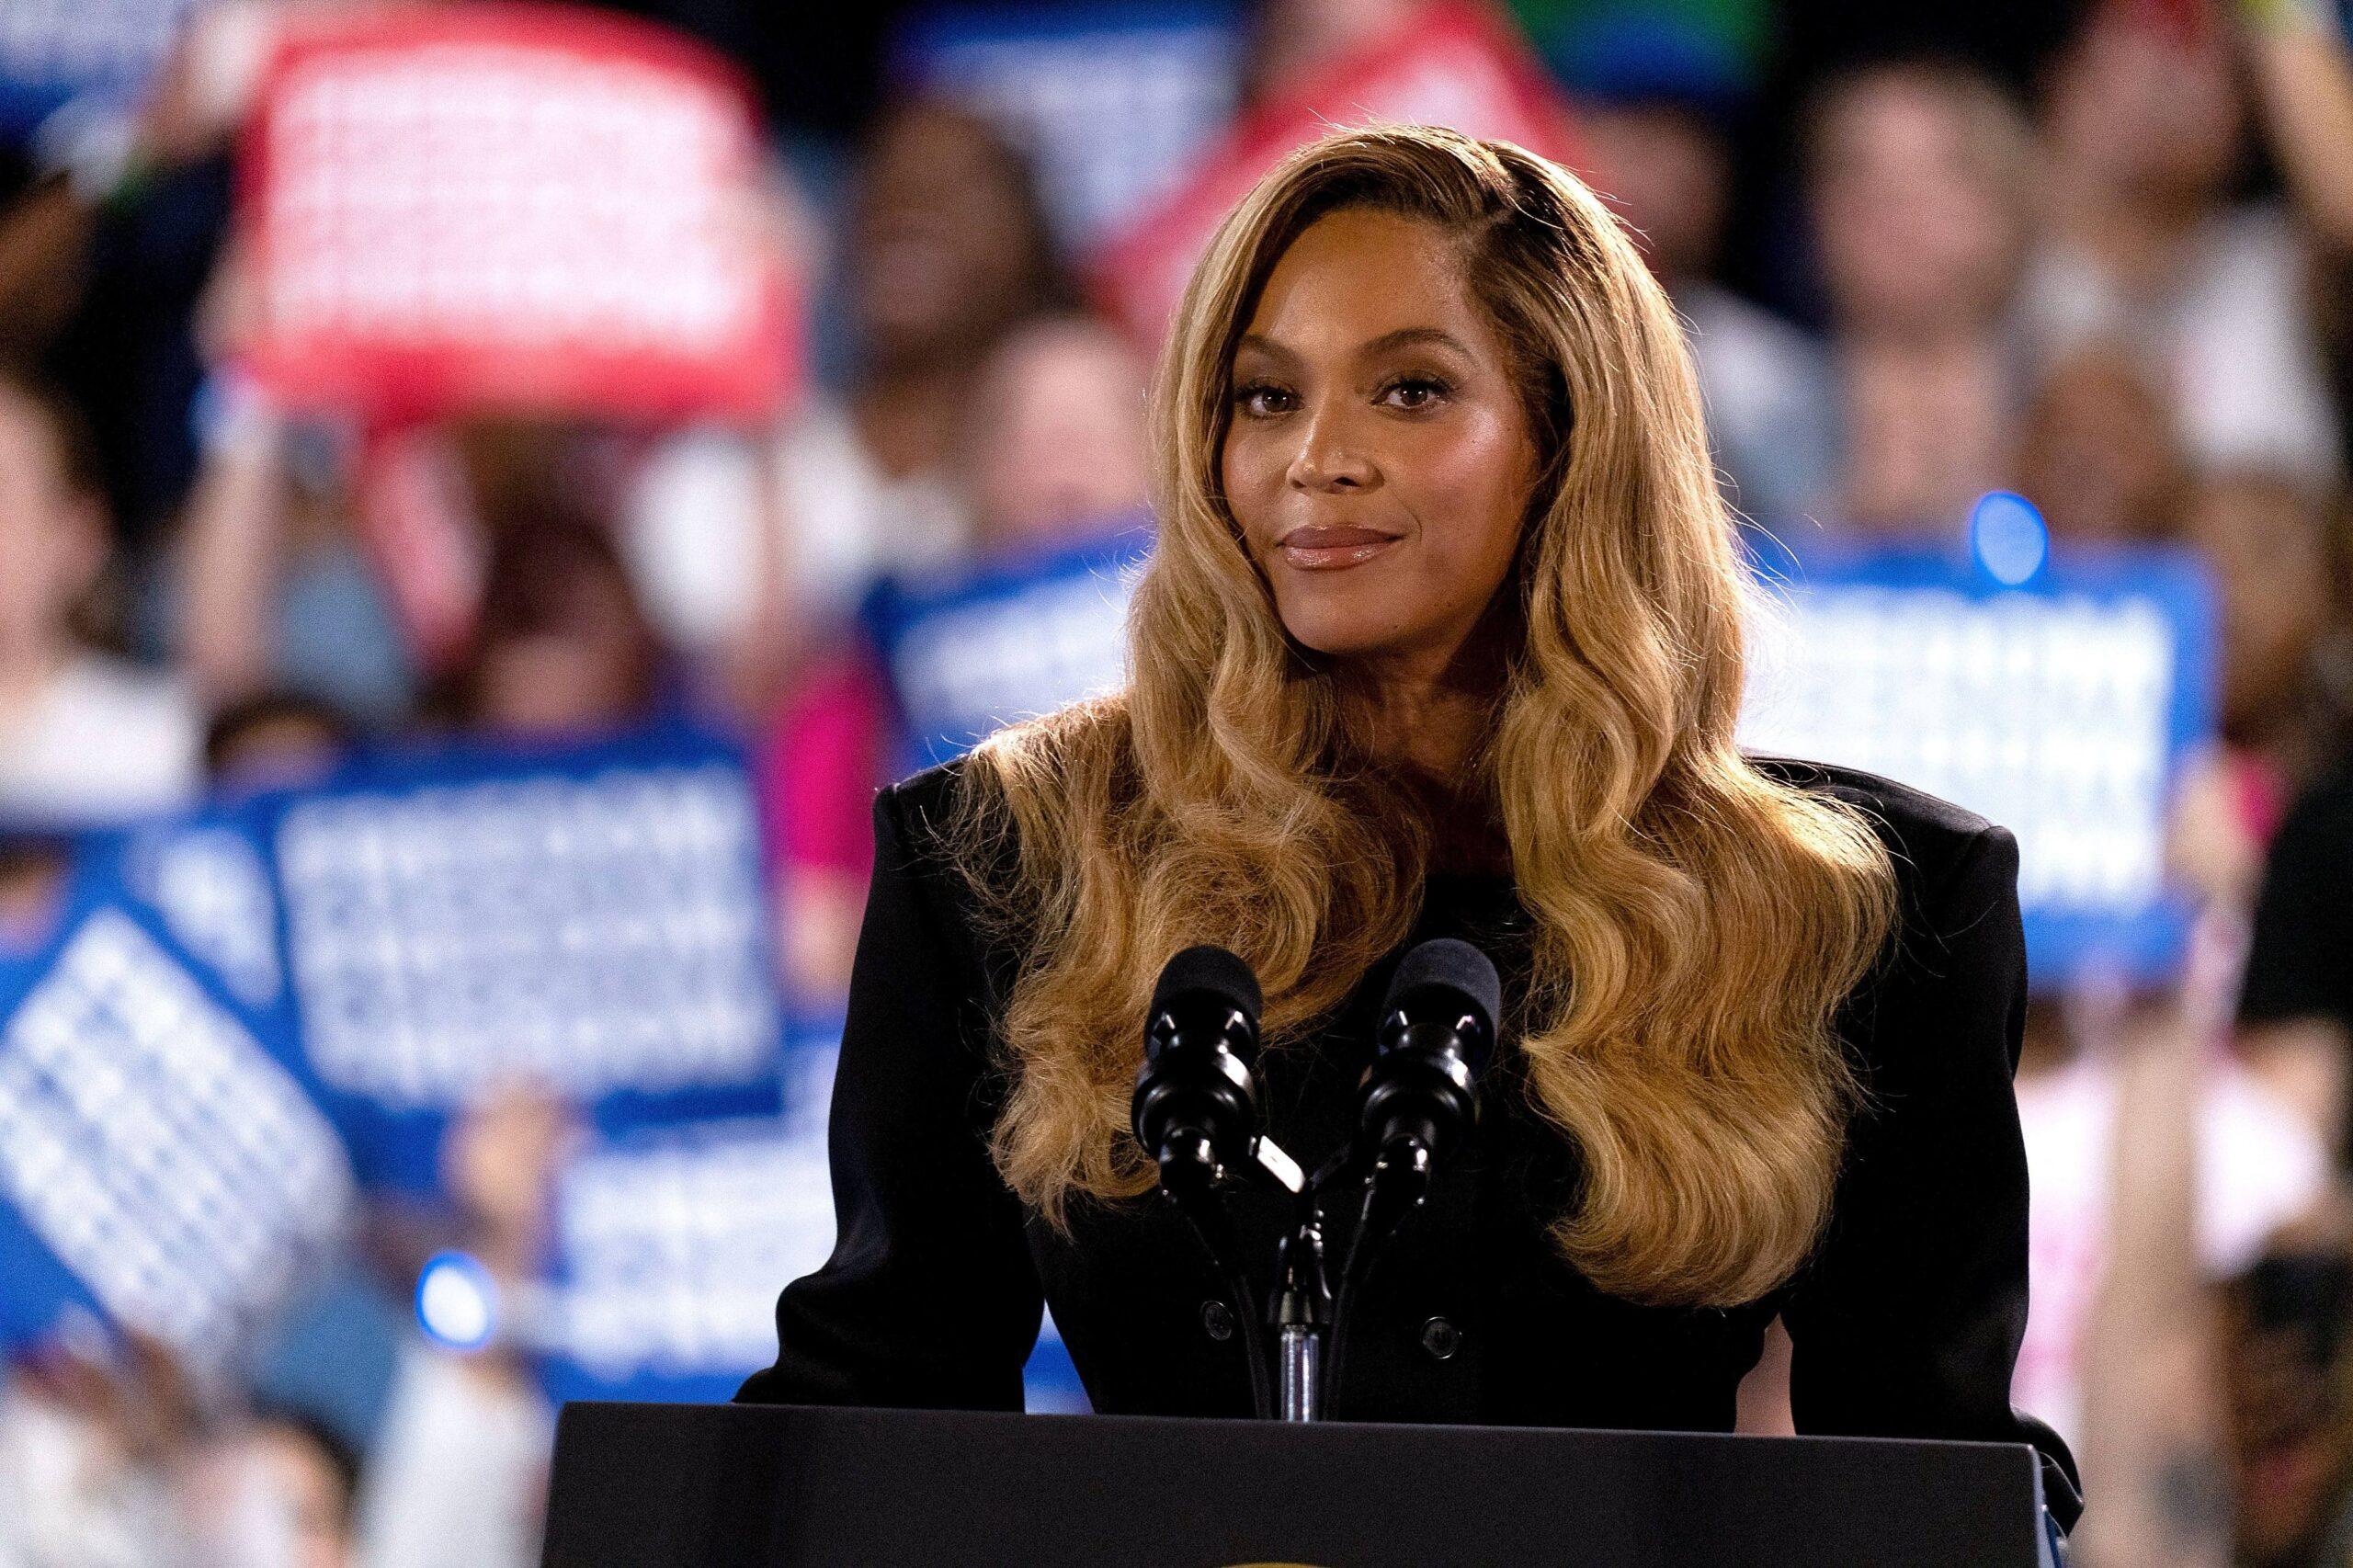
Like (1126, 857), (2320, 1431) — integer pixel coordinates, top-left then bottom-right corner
(1275, 524), (1404, 572)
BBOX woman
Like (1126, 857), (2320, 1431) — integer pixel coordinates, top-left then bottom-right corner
(739, 124), (2083, 1529)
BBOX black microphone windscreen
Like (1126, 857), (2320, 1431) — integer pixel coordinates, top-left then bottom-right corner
(1381, 937), (1502, 1041)
(1152, 944), (1263, 1024)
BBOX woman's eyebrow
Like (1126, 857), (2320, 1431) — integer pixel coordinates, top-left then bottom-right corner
(1234, 332), (1295, 362)
(1360, 325), (1474, 358)
(1234, 326), (1474, 362)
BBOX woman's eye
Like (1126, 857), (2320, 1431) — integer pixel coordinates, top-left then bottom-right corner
(1233, 381), (1294, 417)
(1381, 375), (1449, 410)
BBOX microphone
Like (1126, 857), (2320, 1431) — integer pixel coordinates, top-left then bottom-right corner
(1132, 944), (1279, 1418)
(1353, 937), (1499, 1184)
(1325, 938), (1499, 1415)
(1131, 945), (1265, 1192)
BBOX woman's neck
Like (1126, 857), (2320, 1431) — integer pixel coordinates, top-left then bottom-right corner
(1340, 673), (1493, 783)
(1333, 598), (1516, 782)
(1333, 616), (1516, 876)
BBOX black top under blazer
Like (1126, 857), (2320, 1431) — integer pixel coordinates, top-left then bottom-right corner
(737, 753), (2085, 1532)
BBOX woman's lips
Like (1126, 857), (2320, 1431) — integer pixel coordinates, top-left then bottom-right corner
(1276, 526), (1402, 571)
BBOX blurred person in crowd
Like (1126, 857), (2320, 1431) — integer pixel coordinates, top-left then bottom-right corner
(354, 1085), (567, 1568)
(762, 312), (1150, 1002)
(238, 1409), (359, 1568)
(2239, 754), (2353, 1161)
(2227, 471), (2353, 1159)
(172, 369), (416, 731)
(0, 369), (199, 822)
(172, 1404), (361, 1568)
(202, 690), (361, 800)
(0, 824), (74, 959)
(2006, 433), (2348, 1538)
(2218, 1210), (2353, 1566)
(1571, 57), (1832, 529)
(2029, 0), (2341, 482)
(2187, 471), (2353, 795)
(962, 314), (1153, 554)
(2239, 0), (2353, 483)
(0, 0), (402, 552)
(2016, 341), (2194, 543)
(629, 95), (1074, 683)
(2014, 976), (2328, 1467)
(0, 1330), (205, 1568)
(2056, 918), (2254, 1568)
(2241, 0), (2353, 256)
(1803, 59), (2036, 533)
(0, 0), (260, 550)
(431, 517), (670, 742)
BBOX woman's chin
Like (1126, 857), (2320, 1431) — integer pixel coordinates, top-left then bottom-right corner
(1278, 617), (1415, 665)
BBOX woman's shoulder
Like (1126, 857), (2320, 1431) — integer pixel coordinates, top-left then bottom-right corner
(1745, 752), (2016, 914)
(880, 753), (979, 840)
(882, 699), (1129, 837)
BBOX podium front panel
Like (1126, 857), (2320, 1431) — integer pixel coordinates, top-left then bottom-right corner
(540, 1402), (2050, 1567)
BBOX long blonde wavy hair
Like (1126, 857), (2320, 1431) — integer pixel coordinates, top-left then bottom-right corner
(948, 124), (1897, 1308)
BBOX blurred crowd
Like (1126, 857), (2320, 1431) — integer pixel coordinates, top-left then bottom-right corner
(8, 0), (2353, 1563)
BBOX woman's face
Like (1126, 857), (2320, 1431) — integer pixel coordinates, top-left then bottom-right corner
(1220, 208), (1540, 676)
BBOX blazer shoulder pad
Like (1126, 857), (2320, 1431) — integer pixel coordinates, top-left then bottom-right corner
(1745, 752), (2007, 903)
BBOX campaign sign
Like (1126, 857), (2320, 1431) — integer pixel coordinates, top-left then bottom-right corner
(1738, 540), (2217, 987)
(0, 0), (195, 139)
(113, 801), (289, 1022)
(527, 1115), (831, 1404)
(235, 3), (793, 424)
(0, 866), (352, 1369)
(892, 1), (1244, 248)
(862, 520), (1153, 771)
(517, 1025), (1085, 1408)
(1086, 0), (1579, 343)
(265, 727), (785, 1193)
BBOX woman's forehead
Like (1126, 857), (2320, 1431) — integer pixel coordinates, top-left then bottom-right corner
(1236, 210), (1491, 359)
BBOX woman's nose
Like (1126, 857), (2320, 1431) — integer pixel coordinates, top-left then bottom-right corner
(1286, 405), (1377, 492)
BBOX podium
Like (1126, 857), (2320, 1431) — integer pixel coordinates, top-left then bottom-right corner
(540, 1403), (2062, 1566)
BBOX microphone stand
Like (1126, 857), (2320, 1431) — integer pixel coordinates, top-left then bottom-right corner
(1322, 1134), (1433, 1419)
(1152, 1130), (1302, 1422)
(1153, 1119), (1443, 1425)
(1139, 938), (1491, 1425)
(1269, 1207), (1330, 1421)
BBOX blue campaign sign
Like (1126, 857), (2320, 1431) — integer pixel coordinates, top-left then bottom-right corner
(522, 1114), (835, 1406)
(1738, 535), (2218, 988)
(507, 1024), (1086, 1408)
(258, 726), (787, 1193)
(892, 3), (1243, 247)
(862, 518), (1153, 772)
(113, 801), (290, 1023)
(0, 0), (200, 140)
(0, 852), (353, 1369)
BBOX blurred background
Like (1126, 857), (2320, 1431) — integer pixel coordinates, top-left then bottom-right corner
(0, 0), (2349, 1562)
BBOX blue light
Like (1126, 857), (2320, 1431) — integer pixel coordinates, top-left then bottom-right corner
(1970, 491), (2049, 587)
(415, 1251), (498, 1351)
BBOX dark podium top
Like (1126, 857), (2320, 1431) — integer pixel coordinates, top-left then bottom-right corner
(541, 1402), (2060, 1567)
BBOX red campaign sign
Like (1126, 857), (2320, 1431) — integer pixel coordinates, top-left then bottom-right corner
(1086, 0), (1581, 347)
(234, 3), (795, 425)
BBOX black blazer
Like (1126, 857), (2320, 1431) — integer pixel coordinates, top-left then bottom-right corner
(738, 754), (2085, 1531)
